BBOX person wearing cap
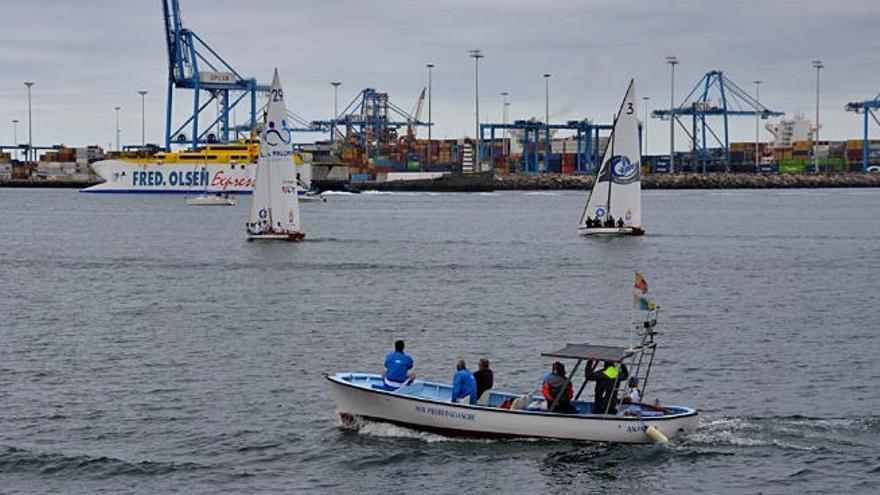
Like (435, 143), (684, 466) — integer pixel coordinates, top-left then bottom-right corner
(383, 339), (415, 389)
(620, 377), (642, 416)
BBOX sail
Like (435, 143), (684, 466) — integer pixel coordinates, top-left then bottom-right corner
(246, 69), (302, 235)
(579, 80), (641, 229)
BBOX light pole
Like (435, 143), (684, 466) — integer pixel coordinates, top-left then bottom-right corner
(543, 73), (551, 172)
(426, 64), (434, 171)
(469, 49), (483, 172)
(642, 96), (649, 156)
(812, 60), (824, 174)
(24, 81), (34, 162)
(665, 56), (678, 173)
(11, 119), (19, 161)
(138, 90), (147, 147)
(500, 92), (509, 157)
(330, 82), (341, 141)
(753, 80), (762, 168)
(115, 106), (121, 151)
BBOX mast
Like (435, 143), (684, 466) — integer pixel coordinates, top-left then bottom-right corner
(605, 131), (615, 222)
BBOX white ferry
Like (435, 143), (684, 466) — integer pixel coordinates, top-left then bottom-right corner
(82, 142), (313, 194)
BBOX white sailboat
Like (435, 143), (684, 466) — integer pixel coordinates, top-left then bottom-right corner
(578, 80), (644, 236)
(245, 69), (305, 241)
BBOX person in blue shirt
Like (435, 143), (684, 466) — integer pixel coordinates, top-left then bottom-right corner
(383, 340), (415, 388)
(451, 359), (478, 404)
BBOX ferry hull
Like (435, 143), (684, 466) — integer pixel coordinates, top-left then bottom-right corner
(327, 373), (698, 443)
(83, 159), (256, 194)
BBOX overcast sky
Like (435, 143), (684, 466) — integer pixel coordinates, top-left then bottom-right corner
(1, 0), (877, 153)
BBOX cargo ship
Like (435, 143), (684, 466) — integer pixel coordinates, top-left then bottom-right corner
(82, 141), (313, 194)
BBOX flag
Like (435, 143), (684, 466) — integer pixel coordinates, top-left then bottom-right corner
(638, 294), (656, 311)
(634, 272), (649, 294)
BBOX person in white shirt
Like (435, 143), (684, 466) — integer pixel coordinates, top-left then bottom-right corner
(620, 377), (642, 416)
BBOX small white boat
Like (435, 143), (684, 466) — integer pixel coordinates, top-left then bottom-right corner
(245, 69), (305, 242)
(578, 79), (644, 237)
(186, 193), (236, 206)
(327, 317), (698, 443)
(298, 192), (326, 203)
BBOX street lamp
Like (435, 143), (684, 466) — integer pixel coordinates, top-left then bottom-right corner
(500, 92), (509, 157)
(811, 59), (824, 174)
(426, 64), (434, 171)
(330, 81), (341, 141)
(642, 96), (649, 156)
(469, 49), (483, 172)
(543, 73), (551, 172)
(115, 106), (121, 151)
(11, 119), (19, 161)
(138, 90), (148, 147)
(665, 56), (679, 173)
(24, 81), (34, 162)
(753, 80), (762, 168)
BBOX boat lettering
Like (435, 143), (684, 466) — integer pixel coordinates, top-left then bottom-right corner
(211, 171), (255, 190)
(626, 425), (648, 433)
(132, 171), (165, 186)
(259, 149), (293, 158)
(167, 170), (209, 187)
(414, 405), (475, 421)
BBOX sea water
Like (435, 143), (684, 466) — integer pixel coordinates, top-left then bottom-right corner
(0, 188), (877, 493)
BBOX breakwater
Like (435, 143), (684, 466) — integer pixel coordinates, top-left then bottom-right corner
(365, 172), (880, 192)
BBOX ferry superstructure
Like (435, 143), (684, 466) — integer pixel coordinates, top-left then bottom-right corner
(82, 142), (312, 194)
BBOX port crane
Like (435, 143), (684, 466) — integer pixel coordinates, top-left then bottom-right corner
(845, 93), (880, 171)
(652, 70), (783, 173)
(313, 88), (429, 159)
(161, 0), (320, 150)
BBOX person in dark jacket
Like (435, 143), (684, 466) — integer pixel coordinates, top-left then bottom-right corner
(473, 357), (494, 400)
(542, 362), (578, 414)
(585, 360), (628, 414)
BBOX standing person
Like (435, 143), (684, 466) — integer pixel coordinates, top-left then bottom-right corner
(586, 360), (628, 414)
(383, 340), (415, 389)
(450, 359), (477, 404)
(473, 357), (494, 400)
(542, 362), (578, 414)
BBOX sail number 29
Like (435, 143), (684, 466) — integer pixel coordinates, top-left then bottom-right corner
(271, 89), (283, 102)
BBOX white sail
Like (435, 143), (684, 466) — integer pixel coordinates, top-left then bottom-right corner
(246, 69), (303, 237)
(579, 80), (641, 230)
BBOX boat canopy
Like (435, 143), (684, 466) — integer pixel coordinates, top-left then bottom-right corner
(541, 343), (635, 363)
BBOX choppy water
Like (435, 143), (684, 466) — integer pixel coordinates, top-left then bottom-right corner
(1, 188), (878, 494)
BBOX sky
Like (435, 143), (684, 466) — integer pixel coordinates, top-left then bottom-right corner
(1, 0), (878, 154)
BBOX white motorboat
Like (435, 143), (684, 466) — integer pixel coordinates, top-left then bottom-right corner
(327, 314), (698, 443)
(578, 80), (644, 236)
(298, 192), (326, 203)
(186, 193), (236, 206)
(245, 69), (305, 242)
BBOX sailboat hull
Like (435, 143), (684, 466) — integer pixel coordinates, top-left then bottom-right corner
(247, 232), (306, 241)
(578, 226), (645, 236)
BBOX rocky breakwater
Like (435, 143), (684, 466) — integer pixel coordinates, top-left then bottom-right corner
(364, 172), (880, 192)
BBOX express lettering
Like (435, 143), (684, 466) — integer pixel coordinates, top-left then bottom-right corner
(210, 171), (255, 190)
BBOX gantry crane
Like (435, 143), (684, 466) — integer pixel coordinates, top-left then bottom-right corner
(845, 93), (880, 171)
(652, 70), (783, 172)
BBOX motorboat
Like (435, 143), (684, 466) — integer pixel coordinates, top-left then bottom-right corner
(327, 308), (698, 443)
(186, 193), (236, 206)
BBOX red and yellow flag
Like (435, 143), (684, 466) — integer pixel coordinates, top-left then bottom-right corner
(634, 272), (649, 294)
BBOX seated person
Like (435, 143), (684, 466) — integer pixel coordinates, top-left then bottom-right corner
(605, 215), (616, 228)
(383, 339), (415, 388)
(620, 377), (642, 416)
(451, 359), (477, 404)
(616, 218), (625, 228)
(473, 357), (494, 401)
(541, 362), (578, 414)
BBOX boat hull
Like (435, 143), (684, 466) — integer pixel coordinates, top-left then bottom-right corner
(326, 373), (697, 443)
(247, 232), (305, 241)
(578, 226), (645, 236)
(186, 195), (236, 206)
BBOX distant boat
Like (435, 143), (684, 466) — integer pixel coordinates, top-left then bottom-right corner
(186, 192), (236, 206)
(245, 69), (305, 241)
(578, 80), (644, 236)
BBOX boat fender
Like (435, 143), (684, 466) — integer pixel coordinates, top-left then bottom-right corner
(645, 425), (668, 444)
